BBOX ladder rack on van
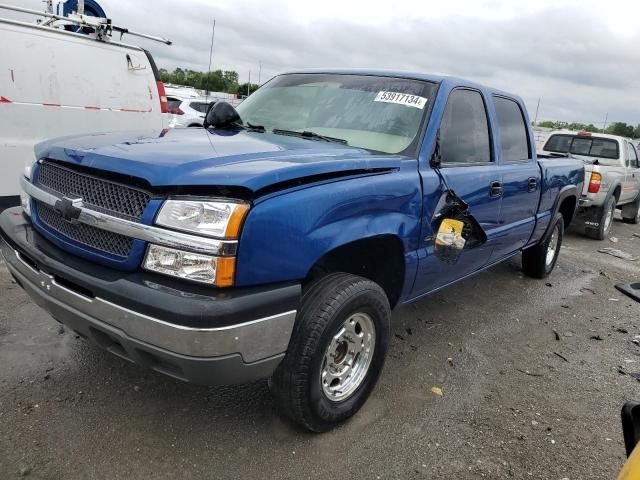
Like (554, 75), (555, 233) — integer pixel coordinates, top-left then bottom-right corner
(0, 2), (171, 45)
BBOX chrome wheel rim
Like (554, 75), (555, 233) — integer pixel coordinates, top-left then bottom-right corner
(545, 226), (559, 267)
(604, 204), (614, 233)
(321, 312), (376, 402)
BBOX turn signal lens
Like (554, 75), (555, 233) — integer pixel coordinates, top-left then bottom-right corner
(588, 172), (602, 193)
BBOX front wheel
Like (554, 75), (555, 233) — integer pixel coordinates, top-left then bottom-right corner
(522, 212), (564, 279)
(269, 273), (390, 432)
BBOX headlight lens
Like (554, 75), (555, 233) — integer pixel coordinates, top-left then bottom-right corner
(24, 165), (33, 180)
(20, 192), (31, 217)
(144, 244), (236, 286)
(156, 200), (249, 239)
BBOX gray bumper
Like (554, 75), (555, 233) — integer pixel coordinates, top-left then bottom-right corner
(0, 210), (300, 385)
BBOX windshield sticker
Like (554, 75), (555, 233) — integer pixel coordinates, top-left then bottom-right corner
(374, 91), (428, 109)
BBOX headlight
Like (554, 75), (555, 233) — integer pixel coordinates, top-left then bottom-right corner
(20, 192), (31, 217)
(24, 165), (33, 181)
(21, 164), (33, 216)
(156, 199), (249, 239)
(143, 244), (236, 286)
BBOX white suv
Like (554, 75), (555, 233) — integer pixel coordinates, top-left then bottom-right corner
(167, 97), (214, 128)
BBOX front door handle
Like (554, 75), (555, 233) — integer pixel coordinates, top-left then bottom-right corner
(528, 177), (538, 192)
(489, 181), (503, 198)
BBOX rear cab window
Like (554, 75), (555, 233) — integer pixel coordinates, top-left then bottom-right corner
(544, 134), (620, 160)
(493, 96), (530, 162)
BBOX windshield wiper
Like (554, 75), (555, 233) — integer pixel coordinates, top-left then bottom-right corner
(272, 128), (348, 145)
(232, 122), (265, 132)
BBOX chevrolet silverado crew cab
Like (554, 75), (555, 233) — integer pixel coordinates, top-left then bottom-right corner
(542, 131), (640, 239)
(0, 71), (584, 432)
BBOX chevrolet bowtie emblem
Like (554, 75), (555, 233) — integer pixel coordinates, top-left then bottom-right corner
(54, 197), (83, 222)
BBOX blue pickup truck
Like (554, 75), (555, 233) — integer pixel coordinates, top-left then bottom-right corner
(0, 70), (583, 431)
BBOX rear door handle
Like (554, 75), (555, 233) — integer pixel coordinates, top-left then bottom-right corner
(489, 181), (503, 198)
(528, 177), (538, 192)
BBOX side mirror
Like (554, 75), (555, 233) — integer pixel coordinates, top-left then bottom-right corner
(203, 101), (241, 129)
(432, 190), (487, 265)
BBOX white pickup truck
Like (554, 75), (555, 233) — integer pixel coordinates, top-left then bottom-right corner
(542, 131), (640, 239)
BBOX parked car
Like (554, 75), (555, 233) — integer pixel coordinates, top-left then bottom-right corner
(541, 131), (640, 239)
(0, 5), (168, 210)
(0, 70), (584, 432)
(167, 96), (213, 128)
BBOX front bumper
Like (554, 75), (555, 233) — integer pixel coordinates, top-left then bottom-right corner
(0, 208), (301, 385)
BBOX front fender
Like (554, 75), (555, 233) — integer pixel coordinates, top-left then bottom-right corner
(234, 163), (422, 287)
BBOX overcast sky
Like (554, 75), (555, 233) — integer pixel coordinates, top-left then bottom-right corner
(12, 0), (640, 125)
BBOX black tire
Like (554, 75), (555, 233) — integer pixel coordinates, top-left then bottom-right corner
(585, 195), (616, 240)
(622, 195), (640, 224)
(522, 212), (564, 279)
(269, 273), (390, 432)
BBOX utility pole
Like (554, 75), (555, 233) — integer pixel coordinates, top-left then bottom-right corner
(247, 71), (251, 96)
(533, 98), (541, 126)
(258, 62), (262, 85)
(602, 112), (608, 133)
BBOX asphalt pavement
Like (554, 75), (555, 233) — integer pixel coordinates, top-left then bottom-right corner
(1, 217), (640, 479)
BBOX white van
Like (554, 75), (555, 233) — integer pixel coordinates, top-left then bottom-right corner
(0, 9), (169, 208)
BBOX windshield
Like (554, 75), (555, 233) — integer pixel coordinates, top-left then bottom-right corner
(544, 134), (620, 160)
(235, 74), (438, 155)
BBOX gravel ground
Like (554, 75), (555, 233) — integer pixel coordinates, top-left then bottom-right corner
(1, 217), (639, 479)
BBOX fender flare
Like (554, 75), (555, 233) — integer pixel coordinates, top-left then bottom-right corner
(604, 179), (623, 207)
(542, 185), (578, 241)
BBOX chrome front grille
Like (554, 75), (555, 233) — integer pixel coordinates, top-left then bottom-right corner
(36, 202), (134, 257)
(36, 161), (151, 222)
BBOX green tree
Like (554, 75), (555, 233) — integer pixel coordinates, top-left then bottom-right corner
(634, 124), (640, 139)
(236, 82), (260, 96)
(537, 120), (555, 128)
(606, 122), (634, 138)
(156, 67), (242, 95)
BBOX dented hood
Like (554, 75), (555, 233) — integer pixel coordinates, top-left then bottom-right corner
(35, 128), (402, 192)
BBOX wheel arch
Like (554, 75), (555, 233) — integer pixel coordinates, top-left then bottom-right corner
(547, 185), (578, 235)
(304, 234), (406, 308)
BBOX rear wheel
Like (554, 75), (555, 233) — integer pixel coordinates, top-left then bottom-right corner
(622, 196), (640, 224)
(522, 212), (564, 279)
(269, 273), (390, 432)
(585, 195), (616, 240)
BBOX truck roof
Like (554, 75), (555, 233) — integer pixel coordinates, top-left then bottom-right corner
(281, 68), (524, 103)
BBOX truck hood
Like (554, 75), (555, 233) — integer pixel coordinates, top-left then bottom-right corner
(35, 128), (402, 192)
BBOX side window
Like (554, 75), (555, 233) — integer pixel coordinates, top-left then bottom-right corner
(167, 97), (182, 110)
(189, 102), (208, 113)
(493, 96), (530, 162)
(440, 89), (491, 164)
(627, 143), (639, 168)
